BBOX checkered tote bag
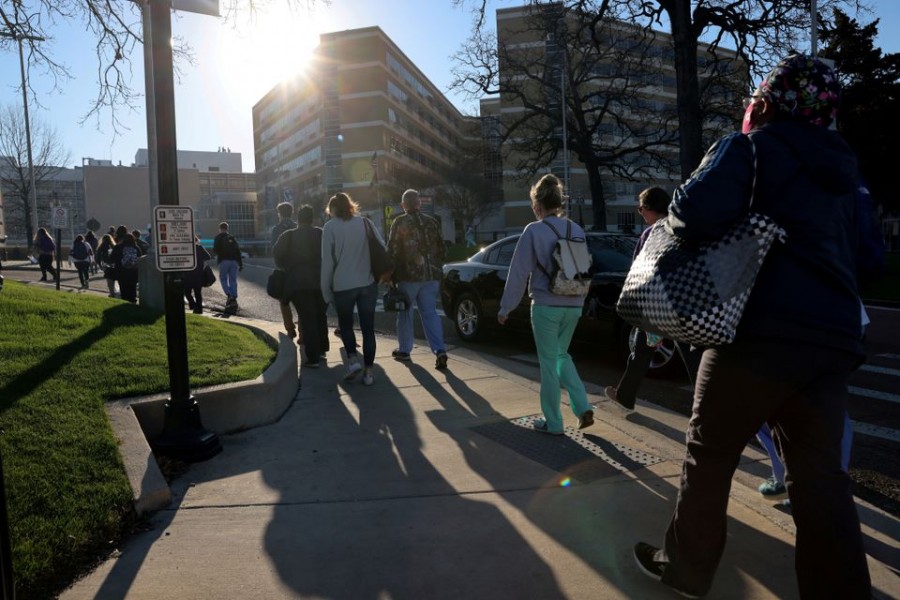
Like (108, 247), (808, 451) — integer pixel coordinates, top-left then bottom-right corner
(616, 139), (786, 347)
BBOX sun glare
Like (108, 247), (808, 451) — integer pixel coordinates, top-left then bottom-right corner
(218, 4), (323, 101)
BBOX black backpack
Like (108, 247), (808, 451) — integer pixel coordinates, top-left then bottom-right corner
(72, 241), (89, 261)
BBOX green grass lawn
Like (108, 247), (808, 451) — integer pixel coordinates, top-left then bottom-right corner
(0, 281), (276, 599)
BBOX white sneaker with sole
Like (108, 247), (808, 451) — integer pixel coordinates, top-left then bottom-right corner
(344, 358), (363, 380)
(362, 369), (374, 386)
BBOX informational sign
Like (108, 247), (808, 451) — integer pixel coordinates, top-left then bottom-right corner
(172, 0), (220, 16)
(50, 206), (68, 229)
(153, 206), (197, 271)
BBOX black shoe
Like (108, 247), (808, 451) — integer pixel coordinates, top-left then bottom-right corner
(578, 410), (594, 430)
(392, 350), (411, 362)
(633, 543), (702, 599)
(435, 352), (448, 370)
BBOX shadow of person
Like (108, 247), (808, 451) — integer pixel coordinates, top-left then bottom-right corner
(410, 361), (803, 599)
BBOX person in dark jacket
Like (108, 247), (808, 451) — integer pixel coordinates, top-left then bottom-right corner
(274, 205), (329, 367)
(84, 230), (99, 274)
(34, 227), (57, 281)
(95, 233), (117, 297)
(633, 55), (872, 599)
(271, 202), (300, 340)
(213, 222), (243, 310)
(109, 233), (140, 303)
(183, 237), (212, 314)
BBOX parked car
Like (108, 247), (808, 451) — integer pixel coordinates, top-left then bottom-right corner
(440, 232), (683, 376)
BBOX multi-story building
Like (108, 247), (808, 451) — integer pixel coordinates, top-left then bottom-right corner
(493, 3), (743, 232)
(252, 26), (480, 240)
(0, 149), (255, 252)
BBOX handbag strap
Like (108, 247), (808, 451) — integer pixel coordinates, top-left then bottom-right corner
(747, 135), (758, 211)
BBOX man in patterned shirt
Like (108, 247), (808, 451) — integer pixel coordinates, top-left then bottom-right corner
(386, 189), (448, 369)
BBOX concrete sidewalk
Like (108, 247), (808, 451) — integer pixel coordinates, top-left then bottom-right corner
(59, 321), (899, 599)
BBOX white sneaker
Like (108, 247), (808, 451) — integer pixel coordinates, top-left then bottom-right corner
(362, 369), (374, 386)
(344, 358), (363, 380)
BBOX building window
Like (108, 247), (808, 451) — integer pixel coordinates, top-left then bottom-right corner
(617, 211), (636, 233)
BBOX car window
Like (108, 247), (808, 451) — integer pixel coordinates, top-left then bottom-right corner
(484, 239), (518, 266)
(587, 236), (634, 272)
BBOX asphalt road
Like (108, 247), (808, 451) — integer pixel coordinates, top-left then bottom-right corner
(4, 257), (899, 517)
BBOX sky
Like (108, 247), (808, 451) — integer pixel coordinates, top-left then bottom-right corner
(1, 0), (898, 174)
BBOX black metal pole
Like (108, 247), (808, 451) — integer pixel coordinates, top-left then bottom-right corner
(0, 444), (15, 599)
(146, 0), (220, 462)
(54, 228), (61, 291)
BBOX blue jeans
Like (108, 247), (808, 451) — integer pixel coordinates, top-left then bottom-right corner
(396, 280), (446, 355)
(218, 260), (239, 298)
(529, 304), (591, 433)
(757, 413), (853, 484)
(333, 283), (378, 367)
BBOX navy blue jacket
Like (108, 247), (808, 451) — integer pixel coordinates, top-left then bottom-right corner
(668, 120), (868, 357)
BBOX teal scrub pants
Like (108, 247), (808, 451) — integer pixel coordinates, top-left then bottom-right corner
(530, 304), (591, 433)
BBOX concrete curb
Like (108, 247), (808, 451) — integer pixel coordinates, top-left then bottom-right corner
(106, 325), (299, 514)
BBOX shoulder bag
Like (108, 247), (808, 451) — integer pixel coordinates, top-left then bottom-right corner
(615, 136), (786, 347)
(363, 218), (393, 281)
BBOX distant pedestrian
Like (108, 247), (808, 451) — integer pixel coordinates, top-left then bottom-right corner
(465, 224), (476, 247)
(132, 229), (150, 255)
(320, 192), (380, 385)
(33, 227), (57, 282)
(604, 187), (670, 412)
(633, 54), (872, 599)
(275, 204), (329, 367)
(213, 222), (243, 310)
(95, 233), (118, 297)
(84, 230), (99, 274)
(182, 237), (212, 314)
(109, 233), (140, 303)
(70, 234), (93, 289)
(497, 174), (594, 434)
(387, 189), (449, 369)
(271, 202), (300, 340)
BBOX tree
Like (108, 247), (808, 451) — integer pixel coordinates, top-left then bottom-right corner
(458, 0), (868, 180)
(0, 1), (319, 134)
(435, 136), (503, 240)
(451, 2), (690, 230)
(819, 8), (900, 213)
(0, 104), (71, 244)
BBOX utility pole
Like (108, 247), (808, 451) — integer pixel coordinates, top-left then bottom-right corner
(0, 28), (45, 243)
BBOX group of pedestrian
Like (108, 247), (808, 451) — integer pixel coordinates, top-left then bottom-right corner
(32, 224), (148, 301)
(269, 187), (449, 386)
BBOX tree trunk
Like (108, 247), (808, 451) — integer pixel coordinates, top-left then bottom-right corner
(669, 1), (704, 181)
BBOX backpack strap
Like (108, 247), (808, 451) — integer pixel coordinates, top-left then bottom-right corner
(535, 219), (564, 279)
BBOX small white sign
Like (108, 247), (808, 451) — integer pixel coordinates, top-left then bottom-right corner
(154, 205), (197, 271)
(51, 207), (68, 229)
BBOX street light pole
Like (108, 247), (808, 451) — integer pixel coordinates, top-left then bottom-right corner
(0, 29), (44, 243)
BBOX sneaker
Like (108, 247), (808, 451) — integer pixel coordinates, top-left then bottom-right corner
(604, 385), (635, 413)
(344, 358), (363, 380)
(758, 476), (788, 500)
(578, 410), (594, 430)
(362, 369), (374, 386)
(392, 350), (411, 362)
(435, 352), (448, 370)
(633, 542), (703, 599)
(532, 418), (563, 435)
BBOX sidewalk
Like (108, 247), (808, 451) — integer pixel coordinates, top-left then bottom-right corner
(60, 322), (899, 599)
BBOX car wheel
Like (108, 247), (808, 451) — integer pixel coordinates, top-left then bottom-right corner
(626, 326), (683, 378)
(453, 292), (483, 341)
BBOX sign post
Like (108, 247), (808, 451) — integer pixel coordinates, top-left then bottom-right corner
(143, 0), (219, 461)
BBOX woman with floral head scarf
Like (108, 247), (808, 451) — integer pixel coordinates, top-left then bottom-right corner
(634, 54), (871, 599)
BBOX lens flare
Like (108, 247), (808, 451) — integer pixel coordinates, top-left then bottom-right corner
(560, 477), (572, 487)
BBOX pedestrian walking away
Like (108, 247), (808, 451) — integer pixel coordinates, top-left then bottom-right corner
(275, 204), (329, 368)
(95, 233), (118, 297)
(70, 234), (93, 289)
(321, 192), (380, 386)
(84, 230), (99, 275)
(387, 188), (449, 370)
(33, 227), (57, 282)
(213, 222), (243, 311)
(633, 54), (873, 599)
(271, 202), (301, 341)
(108, 232), (141, 303)
(604, 187), (670, 413)
(182, 237), (212, 314)
(497, 174), (594, 435)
